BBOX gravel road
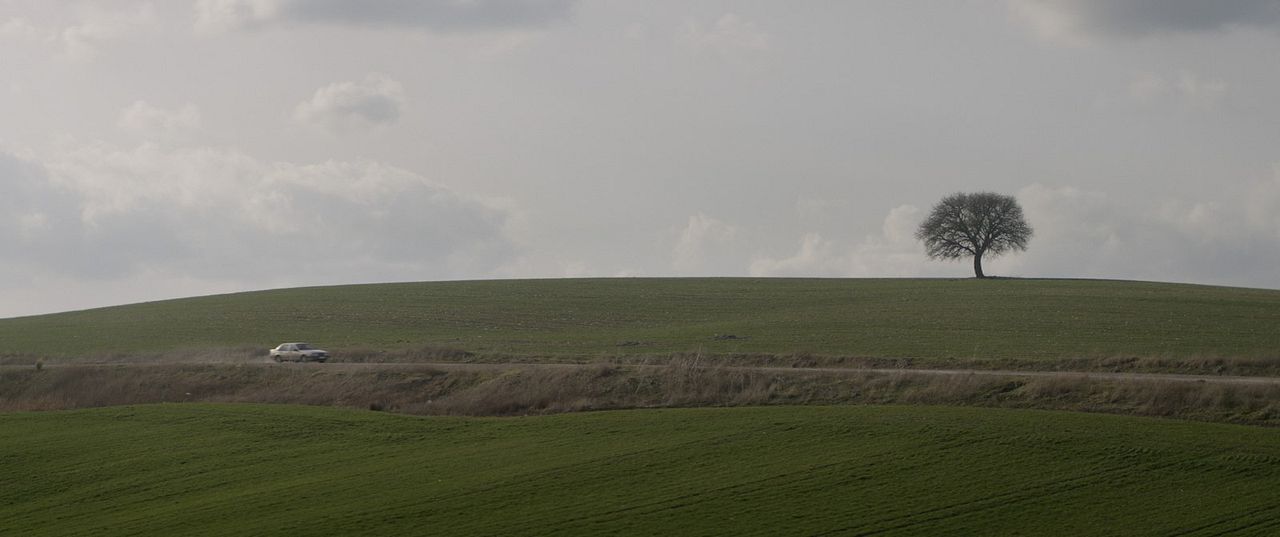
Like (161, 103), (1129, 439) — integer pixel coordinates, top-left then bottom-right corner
(9, 360), (1279, 385)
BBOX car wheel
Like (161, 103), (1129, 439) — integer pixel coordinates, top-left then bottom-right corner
(272, 355), (281, 363)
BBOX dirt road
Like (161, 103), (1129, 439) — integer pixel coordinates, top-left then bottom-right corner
(12, 360), (1280, 385)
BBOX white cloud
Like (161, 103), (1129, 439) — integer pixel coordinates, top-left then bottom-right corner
(1247, 165), (1280, 237)
(845, 205), (936, 277)
(294, 74), (405, 132)
(749, 233), (841, 277)
(1007, 0), (1084, 45)
(880, 204), (921, 245)
(751, 205), (935, 278)
(194, 0), (279, 33)
(672, 212), (738, 273)
(0, 7), (156, 60)
(59, 5), (156, 61)
(117, 101), (203, 140)
(195, 0), (575, 33)
(0, 144), (517, 295)
(999, 185), (1127, 277)
(0, 17), (43, 40)
(491, 254), (605, 280)
(998, 182), (1280, 286)
(683, 13), (771, 64)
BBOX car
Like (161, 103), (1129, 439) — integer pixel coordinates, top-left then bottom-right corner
(270, 342), (330, 363)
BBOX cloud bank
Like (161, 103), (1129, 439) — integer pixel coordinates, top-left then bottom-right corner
(747, 179), (1280, 287)
(671, 212), (740, 274)
(117, 101), (203, 139)
(196, 0), (576, 33)
(1009, 0), (1280, 42)
(750, 205), (933, 278)
(1005, 181), (1280, 287)
(0, 144), (517, 312)
(1, 6), (157, 61)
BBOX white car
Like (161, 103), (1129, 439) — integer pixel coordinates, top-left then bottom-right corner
(270, 342), (329, 363)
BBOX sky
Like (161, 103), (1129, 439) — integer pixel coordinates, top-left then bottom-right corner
(2, 0), (1280, 317)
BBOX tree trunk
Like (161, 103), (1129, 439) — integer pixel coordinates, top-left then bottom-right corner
(973, 252), (986, 278)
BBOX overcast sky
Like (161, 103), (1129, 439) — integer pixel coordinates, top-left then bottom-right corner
(2, 0), (1280, 317)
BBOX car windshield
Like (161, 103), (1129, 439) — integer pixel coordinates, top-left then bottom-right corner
(296, 343), (312, 350)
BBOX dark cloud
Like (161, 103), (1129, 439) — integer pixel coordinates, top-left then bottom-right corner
(1011, 0), (1280, 40)
(0, 153), (83, 273)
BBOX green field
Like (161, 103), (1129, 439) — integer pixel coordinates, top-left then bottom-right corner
(1, 278), (1278, 361)
(7, 279), (1278, 535)
(4, 404), (1280, 536)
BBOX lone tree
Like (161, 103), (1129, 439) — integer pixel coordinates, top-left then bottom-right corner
(916, 192), (1032, 278)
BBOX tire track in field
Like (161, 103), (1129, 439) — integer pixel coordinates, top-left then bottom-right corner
(835, 440), (1280, 536)
(519, 431), (1018, 535)
(1204, 514), (1280, 537)
(332, 432), (751, 534)
(1166, 501), (1280, 537)
(817, 449), (1236, 537)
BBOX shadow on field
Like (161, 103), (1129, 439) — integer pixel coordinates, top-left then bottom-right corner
(5, 355), (1280, 427)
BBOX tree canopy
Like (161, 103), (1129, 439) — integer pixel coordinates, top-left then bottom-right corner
(916, 192), (1032, 278)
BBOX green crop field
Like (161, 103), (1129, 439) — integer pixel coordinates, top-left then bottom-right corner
(1, 278), (1277, 362)
(4, 404), (1280, 536)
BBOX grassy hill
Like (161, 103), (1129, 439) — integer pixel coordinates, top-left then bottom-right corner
(8, 280), (1278, 535)
(4, 404), (1280, 536)
(1, 278), (1278, 362)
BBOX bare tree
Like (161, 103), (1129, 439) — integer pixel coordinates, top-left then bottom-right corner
(916, 192), (1032, 278)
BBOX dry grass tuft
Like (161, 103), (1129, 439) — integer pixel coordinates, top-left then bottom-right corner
(336, 345), (476, 363)
(6, 361), (1280, 427)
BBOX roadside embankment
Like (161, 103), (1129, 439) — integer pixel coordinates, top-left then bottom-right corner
(5, 358), (1280, 426)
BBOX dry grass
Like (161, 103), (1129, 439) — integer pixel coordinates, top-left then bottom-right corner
(332, 345), (476, 363)
(6, 360), (1280, 427)
(601, 351), (1280, 377)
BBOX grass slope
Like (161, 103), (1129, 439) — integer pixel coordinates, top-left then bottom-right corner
(1, 278), (1278, 360)
(4, 404), (1280, 536)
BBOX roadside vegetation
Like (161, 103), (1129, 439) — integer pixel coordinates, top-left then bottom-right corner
(7, 358), (1280, 426)
(3, 277), (1278, 427)
(1, 278), (1278, 370)
(5, 404), (1280, 536)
